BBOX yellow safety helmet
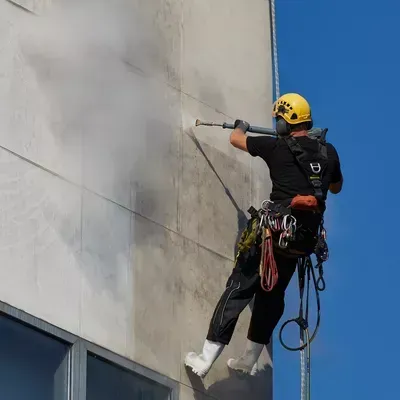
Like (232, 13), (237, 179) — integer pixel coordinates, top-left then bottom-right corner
(272, 93), (312, 125)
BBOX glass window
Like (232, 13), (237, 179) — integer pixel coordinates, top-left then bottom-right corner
(87, 353), (170, 400)
(0, 314), (70, 400)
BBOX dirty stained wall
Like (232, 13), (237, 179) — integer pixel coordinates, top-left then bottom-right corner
(0, 0), (274, 398)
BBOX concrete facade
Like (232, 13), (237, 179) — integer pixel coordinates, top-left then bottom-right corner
(0, 0), (274, 398)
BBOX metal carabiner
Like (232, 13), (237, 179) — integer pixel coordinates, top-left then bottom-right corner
(261, 199), (272, 211)
(269, 215), (276, 230)
(282, 215), (288, 230)
(259, 214), (265, 231)
(282, 215), (293, 231)
(290, 215), (297, 231)
(279, 232), (288, 248)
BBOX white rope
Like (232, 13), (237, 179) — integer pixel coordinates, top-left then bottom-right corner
(270, 0), (280, 99)
(300, 330), (311, 400)
(270, 3), (309, 398)
(300, 339), (306, 400)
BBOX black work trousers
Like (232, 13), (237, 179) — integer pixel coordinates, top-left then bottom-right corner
(206, 246), (297, 345)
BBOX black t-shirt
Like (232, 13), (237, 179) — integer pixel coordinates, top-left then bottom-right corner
(246, 135), (342, 203)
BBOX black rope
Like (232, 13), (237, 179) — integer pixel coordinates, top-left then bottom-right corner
(278, 256), (325, 352)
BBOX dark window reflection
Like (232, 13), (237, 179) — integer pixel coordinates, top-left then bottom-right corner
(0, 314), (70, 400)
(87, 354), (170, 400)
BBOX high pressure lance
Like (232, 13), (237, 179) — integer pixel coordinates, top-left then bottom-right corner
(195, 119), (278, 137)
(195, 119), (328, 140)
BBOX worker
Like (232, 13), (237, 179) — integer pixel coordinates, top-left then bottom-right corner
(184, 93), (343, 377)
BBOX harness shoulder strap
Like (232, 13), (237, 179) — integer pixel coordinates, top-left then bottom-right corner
(282, 135), (328, 202)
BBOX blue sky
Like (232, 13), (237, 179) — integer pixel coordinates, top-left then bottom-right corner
(273, 0), (399, 398)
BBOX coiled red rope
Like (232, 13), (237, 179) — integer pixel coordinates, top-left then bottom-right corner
(260, 227), (279, 291)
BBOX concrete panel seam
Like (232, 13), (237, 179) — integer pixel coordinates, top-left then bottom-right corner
(176, 0), (184, 236)
(176, 123), (182, 233)
(5, 0), (236, 122)
(79, 129), (84, 336)
(0, 143), (236, 263)
(5, 0), (36, 14)
(113, 57), (235, 121)
(116, 57), (234, 120)
(4, 1), (233, 122)
(127, 54), (235, 119)
(166, 81), (234, 120)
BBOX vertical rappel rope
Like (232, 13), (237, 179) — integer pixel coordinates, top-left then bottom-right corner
(270, 1), (307, 398)
(270, 0), (280, 99)
(300, 332), (307, 400)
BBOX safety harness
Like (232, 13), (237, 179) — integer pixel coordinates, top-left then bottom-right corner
(282, 128), (329, 205)
(234, 128), (331, 400)
(235, 128), (330, 291)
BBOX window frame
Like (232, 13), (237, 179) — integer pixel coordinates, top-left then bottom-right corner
(0, 301), (179, 400)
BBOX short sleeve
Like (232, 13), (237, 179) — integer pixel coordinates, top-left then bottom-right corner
(246, 136), (276, 161)
(327, 143), (343, 183)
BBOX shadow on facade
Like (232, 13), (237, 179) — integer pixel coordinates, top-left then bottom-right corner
(185, 364), (272, 400)
(185, 130), (248, 257)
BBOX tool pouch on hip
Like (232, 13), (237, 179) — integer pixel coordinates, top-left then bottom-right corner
(236, 216), (259, 255)
(290, 195), (320, 212)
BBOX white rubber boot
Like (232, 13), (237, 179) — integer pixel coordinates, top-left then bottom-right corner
(184, 340), (225, 378)
(227, 340), (264, 374)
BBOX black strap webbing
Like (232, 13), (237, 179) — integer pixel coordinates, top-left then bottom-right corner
(282, 136), (328, 201)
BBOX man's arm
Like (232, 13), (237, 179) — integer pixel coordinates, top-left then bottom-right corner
(327, 143), (343, 194)
(230, 120), (276, 162)
(230, 129), (248, 152)
(229, 120), (250, 152)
